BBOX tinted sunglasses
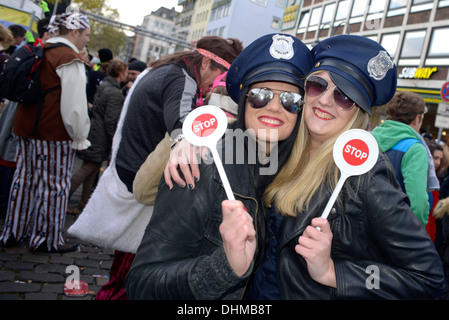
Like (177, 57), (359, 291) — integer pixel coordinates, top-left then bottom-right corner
(247, 88), (303, 114)
(305, 75), (356, 111)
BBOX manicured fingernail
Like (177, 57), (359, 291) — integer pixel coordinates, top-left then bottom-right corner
(179, 183), (185, 188)
(243, 207), (248, 212)
(188, 184), (194, 190)
(194, 176), (199, 182)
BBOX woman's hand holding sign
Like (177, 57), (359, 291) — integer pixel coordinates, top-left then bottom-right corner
(220, 200), (256, 277)
(296, 218), (336, 288)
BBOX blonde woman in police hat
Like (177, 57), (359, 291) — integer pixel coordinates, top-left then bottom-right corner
(259, 35), (445, 299)
(125, 33), (313, 300)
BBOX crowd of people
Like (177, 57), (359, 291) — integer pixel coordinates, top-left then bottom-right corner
(0, 10), (448, 300)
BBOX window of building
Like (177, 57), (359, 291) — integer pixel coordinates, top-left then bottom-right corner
(411, 0), (434, 12)
(308, 6), (322, 31)
(223, 4), (231, 17)
(299, 11), (310, 28)
(426, 27), (449, 65)
(351, 0), (368, 17)
(272, 16), (281, 29)
(335, 0), (350, 21)
(428, 27), (449, 57)
(297, 10), (310, 33)
(350, 0), (368, 24)
(368, 0), (386, 13)
(322, 3), (336, 26)
(380, 33), (400, 58)
(440, 0), (449, 8)
(367, 0), (386, 21)
(399, 30), (426, 65)
(251, 0), (268, 6)
(388, 0), (407, 16)
(276, 0), (286, 8)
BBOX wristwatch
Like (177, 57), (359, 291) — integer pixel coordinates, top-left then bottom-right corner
(170, 134), (184, 150)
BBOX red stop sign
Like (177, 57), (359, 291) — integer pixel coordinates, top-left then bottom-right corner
(343, 139), (369, 166)
(192, 114), (218, 137)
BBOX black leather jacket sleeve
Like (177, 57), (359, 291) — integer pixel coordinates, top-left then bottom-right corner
(278, 155), (445, 300)
(125, 163), (251, 300)
(332, 156), (445, 299)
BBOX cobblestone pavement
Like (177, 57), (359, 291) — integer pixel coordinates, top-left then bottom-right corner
(0, 158), (113, 300)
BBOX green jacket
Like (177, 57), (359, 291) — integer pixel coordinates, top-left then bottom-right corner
(371, 120), (429, 225)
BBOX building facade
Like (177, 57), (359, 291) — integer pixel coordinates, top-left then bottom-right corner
(177, 0), (287, 47)
(207, 0), (287, 46)
(133, 7), (178, 63)
(188, 0), (213, 43)
(281, 0), (449, 139)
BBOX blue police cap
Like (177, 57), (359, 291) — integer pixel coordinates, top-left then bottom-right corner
(226, 33), (313, 103)
(311, 35), (397, 115)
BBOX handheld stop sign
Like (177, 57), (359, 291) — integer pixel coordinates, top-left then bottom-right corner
(183, 105), (235, 200)
(320, 129), (379, 221)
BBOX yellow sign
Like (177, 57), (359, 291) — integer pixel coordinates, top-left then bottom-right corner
(398, 67), (438, 79)
(0, 6), (38, 33)
(396, 87), (443, 104)
(281, 1), (300, 30)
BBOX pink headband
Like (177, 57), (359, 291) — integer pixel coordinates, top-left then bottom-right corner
(197, 48), (231, 70)
(211, 71), (227, 93)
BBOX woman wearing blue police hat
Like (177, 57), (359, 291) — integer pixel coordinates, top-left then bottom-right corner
(125, 33), (313, 299)
(261, 34), (445, 299)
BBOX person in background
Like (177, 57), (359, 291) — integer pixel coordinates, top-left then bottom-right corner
(121, 59), (147, 97)
(0, 24), (13, 102)
(426, 141), (444, 241)
(431, 189), (449, 300)
(0, 18), (50, 219)
(86, 48), (114, 107)
(371, 91), (430, 225)
(5, 25), (26, 55)
(0, 12), (91, 253)
(125, 33), (313, 300)
(68, 59), (128, 215)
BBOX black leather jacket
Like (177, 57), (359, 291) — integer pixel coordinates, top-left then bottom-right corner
(277, 154), (445, 299)
(125, 140), (267, 300)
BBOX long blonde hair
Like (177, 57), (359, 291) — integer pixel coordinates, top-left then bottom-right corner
(264, 107), (370, 217)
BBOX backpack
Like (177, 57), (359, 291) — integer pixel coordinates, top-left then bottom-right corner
(0, 41), (68, 104)
(385, 138), (421, 193)
(0, 41), (69, 133)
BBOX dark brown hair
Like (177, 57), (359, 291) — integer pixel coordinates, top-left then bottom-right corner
(107, 59), (128, 78)
(386, 91), (426, 125)
(150, 36), (243, 86)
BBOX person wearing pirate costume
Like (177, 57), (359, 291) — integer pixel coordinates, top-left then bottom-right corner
(1, 12), (91, 252)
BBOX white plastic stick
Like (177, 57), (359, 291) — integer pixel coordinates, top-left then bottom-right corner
(320, 172), (349, 220)
(210, 147), (235, 201)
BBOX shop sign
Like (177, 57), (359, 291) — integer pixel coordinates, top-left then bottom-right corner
(435, 114), (449, 129)
(398, 67), (438, 79)
(281, 0), (300, 30)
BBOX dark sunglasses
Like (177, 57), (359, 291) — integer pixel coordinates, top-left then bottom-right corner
(246, 88), (303, 114)
(305, 75), (356, 111)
